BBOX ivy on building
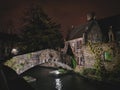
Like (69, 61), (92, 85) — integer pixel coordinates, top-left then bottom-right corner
(88, 42), (106, 80)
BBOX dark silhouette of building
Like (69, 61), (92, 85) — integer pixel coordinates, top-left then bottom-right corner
(98, 14), (120, 43)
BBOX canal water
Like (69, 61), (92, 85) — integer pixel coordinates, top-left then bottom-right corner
(21, 66), (120, 90)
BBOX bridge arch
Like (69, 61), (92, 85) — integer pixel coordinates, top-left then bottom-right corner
(5, 49), (72, 74)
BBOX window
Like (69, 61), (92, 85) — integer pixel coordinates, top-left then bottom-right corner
(76, 40), (82, 49)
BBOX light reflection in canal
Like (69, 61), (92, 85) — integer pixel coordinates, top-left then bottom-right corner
(55, 78), (62, 90)
(20, 66), (120, 90)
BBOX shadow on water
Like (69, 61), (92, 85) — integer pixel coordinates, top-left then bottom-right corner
(20, 65), (120, 90)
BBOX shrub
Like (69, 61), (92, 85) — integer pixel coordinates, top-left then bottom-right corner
(82, 68), (96, 75)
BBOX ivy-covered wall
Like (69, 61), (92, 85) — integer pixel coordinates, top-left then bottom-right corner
(75, 42), (120, 81)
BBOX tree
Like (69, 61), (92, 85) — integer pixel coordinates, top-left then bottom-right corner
(66, 43), (77, 69)
(21, 5), (63, 53)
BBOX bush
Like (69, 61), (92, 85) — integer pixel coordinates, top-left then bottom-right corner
(82, 68), (96, 75)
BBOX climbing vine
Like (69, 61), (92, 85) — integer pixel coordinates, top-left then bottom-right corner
(88, 42), (106, 80)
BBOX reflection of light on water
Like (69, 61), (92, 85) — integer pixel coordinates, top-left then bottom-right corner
(50, 70), (60, 75)
(55, 78), (62, 90)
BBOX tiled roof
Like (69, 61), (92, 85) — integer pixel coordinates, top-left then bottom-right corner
(68, 20), (96, 40)
(67, 14), (120, 41)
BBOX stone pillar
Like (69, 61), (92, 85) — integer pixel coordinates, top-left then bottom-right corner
(108, 26), (115, 42)
(83, 33), (86, 44)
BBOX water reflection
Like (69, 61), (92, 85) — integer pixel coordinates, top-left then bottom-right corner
(55, 78), (62, 90)
(21, 66), (120, 90)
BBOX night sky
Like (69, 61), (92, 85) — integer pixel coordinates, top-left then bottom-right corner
(0, 0), (120, 37)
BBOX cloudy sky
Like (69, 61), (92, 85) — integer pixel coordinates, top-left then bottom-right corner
(0, 0), (120, 37)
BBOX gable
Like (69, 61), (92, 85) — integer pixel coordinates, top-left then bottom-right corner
(87, 22), (102, 42)
(67, 20), (103, 44)
(89, 22), (101, 35)
(67, 21), (95, 41)
(68, 25), (86, 40)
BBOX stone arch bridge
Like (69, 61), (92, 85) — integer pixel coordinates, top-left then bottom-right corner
(5, 49), (72, 74)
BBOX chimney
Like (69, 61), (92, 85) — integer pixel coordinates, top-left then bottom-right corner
(71, 25), (75, 29)
(87, 12), (96, 21)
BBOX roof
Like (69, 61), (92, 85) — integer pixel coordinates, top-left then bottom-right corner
(98, 14), (120, 32)
(67, 20), (97, 40)
(67, 14), (120, 41)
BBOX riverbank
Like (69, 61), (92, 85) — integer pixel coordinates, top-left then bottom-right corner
(73, 43), (120, 86)
(74, 66), (120, 88)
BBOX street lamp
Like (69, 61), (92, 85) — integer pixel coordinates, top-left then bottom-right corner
(11, 48), (18, 55)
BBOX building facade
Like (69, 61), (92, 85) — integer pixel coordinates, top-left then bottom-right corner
(64, 13), (120, 67)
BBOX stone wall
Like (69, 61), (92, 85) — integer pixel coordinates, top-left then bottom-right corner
(75, 42), (120, 73)
(4, 49), (62, 74)
(83, 45), (95, 68)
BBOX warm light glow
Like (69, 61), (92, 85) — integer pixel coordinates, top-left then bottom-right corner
(11, 48), (18, 55)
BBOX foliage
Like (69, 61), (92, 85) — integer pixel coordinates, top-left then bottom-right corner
(81, 42), (120, 82)
(58, 69), (67, 74)
(88, 42), (106, 80)
(107, 63), (120, 82)
(66, 43), (74, 56)
(23, 76), (36, 82)
(4, 58), (23, 72)
(71, 56), (77, 69)
(66, 43), (76, 68)
(82, 68), (96, 76)
(4, 58), (16, 69)
(21, 5), (64, 53)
